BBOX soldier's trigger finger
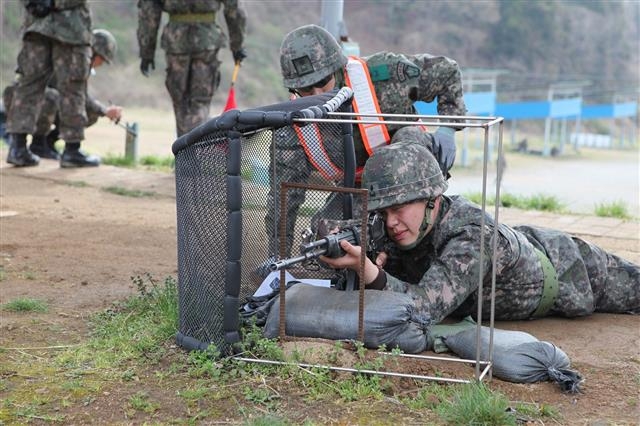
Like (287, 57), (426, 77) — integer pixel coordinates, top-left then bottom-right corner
(375, 252), (388, 268)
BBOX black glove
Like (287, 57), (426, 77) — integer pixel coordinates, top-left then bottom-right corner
(232, 48), (247, 64)
(26, 0), (52, 18)
(431, 127), (456, 178)
(140, 58), (155, 77)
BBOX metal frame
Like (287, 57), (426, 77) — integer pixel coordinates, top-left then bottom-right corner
(235, 113), (505, 384)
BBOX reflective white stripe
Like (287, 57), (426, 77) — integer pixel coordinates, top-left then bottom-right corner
(344, 56), (390, 156)
(294, 124), (343, 181)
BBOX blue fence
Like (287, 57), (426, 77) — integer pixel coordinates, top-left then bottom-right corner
(415, 95), (637, 120)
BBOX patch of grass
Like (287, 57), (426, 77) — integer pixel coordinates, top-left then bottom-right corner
(102, 186), (157, 198)
(127, 391), (160, 414)
(465, 192), (565, 213)
(102, 154), (136, 167)
(101, 154), (174, 171)
(64, 180), (89, 188)
(2, 298), (48, 313)
(139, 155), (175, 170)
(402, 382), (454, 410)
(437, 382), (516, 425)
(245, 415), (291, 426)
(594, 200), (631, 219)
(21, 270), (36, 280)
(514, 401), (560, 422)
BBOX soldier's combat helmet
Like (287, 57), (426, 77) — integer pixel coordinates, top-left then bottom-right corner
(280, 24), (348, 89)
(92, 29), (117, 64)
(362, 126), (448, 212)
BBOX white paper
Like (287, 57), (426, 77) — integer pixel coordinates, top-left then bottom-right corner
(253, 270), (331, 297)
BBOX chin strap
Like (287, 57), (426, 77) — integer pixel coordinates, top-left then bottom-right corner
(398, 197), (440, 251)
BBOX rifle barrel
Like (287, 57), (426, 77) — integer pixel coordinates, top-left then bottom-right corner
(269, 254), (308, 272)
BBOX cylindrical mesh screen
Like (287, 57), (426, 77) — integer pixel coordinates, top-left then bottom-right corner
(174, 96), (353, 354)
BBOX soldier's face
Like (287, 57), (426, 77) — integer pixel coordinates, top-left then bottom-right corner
(382, 200), (428, 248)
(292, 74), (336, 97)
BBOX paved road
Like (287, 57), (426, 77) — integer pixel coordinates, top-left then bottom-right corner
(447, 151), (640, 217)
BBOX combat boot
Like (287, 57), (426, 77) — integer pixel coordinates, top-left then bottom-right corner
(6, 133), (40, 167)
(30, 134), (60, 160)
(60, 142), (100, 168)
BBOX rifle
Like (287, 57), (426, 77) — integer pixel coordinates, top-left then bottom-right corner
(268, 213), (389, 273)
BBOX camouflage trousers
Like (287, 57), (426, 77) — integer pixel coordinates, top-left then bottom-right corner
(515, 225), (640, 316)
(4, 84), (100, 138)
(165, 50), (221, 137)
(6, 32), (90, 142)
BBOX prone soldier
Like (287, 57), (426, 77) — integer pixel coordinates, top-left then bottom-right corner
(320, 129), (640, 323)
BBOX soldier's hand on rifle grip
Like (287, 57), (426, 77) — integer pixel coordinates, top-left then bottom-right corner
(140, 58), (155, 77)
(320, 240), (380, 286)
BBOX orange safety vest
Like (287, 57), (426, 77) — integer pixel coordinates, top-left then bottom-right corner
(343, 56), (391, 156)
(295, 56), (427, 183)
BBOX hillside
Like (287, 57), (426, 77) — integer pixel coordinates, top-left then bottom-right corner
(1, 0), (638, 112)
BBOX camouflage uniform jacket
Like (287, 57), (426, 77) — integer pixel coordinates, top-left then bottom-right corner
(137, 0), (246, 59)
(383, 195), (545, 324)
(334, 52), (467, 167)
(383, 195), (640, 323)
(20, 0), (92, 45)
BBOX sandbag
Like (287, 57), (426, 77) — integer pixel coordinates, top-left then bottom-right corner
(263, 284), (430, 354)
(444, 326), (583, 393)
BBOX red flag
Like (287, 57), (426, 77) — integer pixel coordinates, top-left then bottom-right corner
(223, 62), (241, 113)
(223, 86), (236, 111)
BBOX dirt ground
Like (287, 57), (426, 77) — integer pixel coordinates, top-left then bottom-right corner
(1, 155), (639, 425)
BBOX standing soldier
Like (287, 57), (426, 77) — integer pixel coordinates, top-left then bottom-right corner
(137, 0), (247, 137)
(5, 0), (96, 168)
(265, 24), (467, 264)
(4, 29), (122, 162)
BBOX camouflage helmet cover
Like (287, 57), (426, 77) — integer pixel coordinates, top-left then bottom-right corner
(362, 127), (448, 212)
(92, 29), (117, 64)
(280, 24), (348, 89)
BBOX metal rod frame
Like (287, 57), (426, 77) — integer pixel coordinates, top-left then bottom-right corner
(243, 114), (504, 384)
(278, 183), (369, 343)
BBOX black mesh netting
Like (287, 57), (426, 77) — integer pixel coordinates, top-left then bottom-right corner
(172, 89), (360, 354)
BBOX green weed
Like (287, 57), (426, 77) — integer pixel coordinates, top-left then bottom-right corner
(402, 382), (454, 410)
(245, 414), (292, 426)
(465, 192), (565, 212)
(102, 154), (136, 167)
(21, 270), (37, 280)
(594, 200), (631, 219)
(139, 155), (175, 170)
(437, 382), (516, 425)
(2, 298), (48, 313)
(102, 185), (157, 198)
(64, 180), (89, 188)
(127, 391), (160, 413)
(101, 154), (174, 171)
(513, 401), (560, 422)
(59, 275), (178, 370)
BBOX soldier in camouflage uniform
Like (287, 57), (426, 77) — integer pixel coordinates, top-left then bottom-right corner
(137, 0), (247, 137)
(264, 24), (466, 263)
(5, 0), (97, 168)
(321, 127), (640, 323)
(4, 29), (122, 161)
